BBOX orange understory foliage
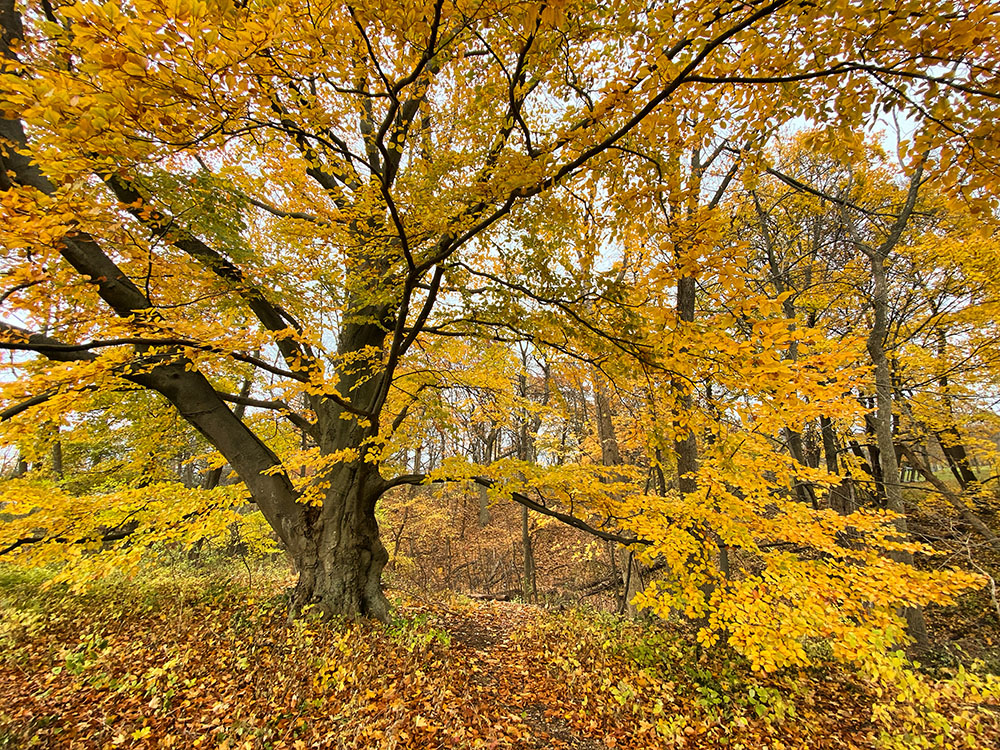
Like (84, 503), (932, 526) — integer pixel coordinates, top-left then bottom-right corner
(1, 564), (997, 750)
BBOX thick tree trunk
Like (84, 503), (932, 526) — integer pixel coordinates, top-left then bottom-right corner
(282, 303), (395, 620)
(287, 465), (390, 621)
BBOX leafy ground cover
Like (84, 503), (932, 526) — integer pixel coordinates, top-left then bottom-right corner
(1, 563), (997, 750)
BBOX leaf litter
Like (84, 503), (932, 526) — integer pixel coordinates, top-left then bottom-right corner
(0, 571), (996, 749)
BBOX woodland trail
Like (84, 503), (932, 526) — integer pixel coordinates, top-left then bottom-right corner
(0, 588), (978, 749)
(436, 600), (607, 749)
(429, 599), (881, 750)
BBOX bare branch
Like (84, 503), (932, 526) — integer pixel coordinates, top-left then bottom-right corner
(378, 473), (650, 546)
(217, 391), (318, 439)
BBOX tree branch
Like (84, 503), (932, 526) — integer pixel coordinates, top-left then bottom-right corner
(104, 173), (316, 374)
(898, 443), (1000, 550)
(216, 391), (318, 439)
(378, 473), (650, 546)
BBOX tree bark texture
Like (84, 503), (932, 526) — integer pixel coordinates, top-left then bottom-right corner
(287, 465), (390, 620)
(867, 249), (930, 647)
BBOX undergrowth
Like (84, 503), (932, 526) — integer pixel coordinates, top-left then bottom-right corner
(1, 561), (998, 749)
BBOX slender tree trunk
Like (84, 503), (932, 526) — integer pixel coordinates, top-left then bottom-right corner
(937, 428), (979, 489)
(478, 483), (491, 527)
(821, 415), (853, 513)
(676, 271), (729, 596)
(934, 328), (979, 490)
(862, 410), (888, 507)
(521, 505), (536, 602)
(477, 429), (494, 526)
(867, 250), (930, 647)
(515, 351), (547, 603)
(675, 275), (699, 499)
(619, 549), (633, 615)
(803, 423), (821, 469)
(595, 376), (621, 467)
(754, 190), (816, 508)
(784, 427), (818, 508)
(619, 548), (644, 616)
(51, 436), (63, 480)
(897, 443), (1000, 550)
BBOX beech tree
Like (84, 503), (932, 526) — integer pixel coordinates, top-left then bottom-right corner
(2, 0), (999, 622)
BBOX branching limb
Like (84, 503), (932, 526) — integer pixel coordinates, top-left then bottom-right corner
(378, 472), (650, 546)
(104, 174), (316, 372)
(217, 391), (318, 439)
(0, 321), (98, 362)
(898, 443), (1000, 550)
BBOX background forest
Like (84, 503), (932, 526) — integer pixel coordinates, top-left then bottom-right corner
(2, 0), (1000, 747)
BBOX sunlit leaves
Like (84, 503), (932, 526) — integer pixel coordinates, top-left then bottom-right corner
(0, 478), (266, 590)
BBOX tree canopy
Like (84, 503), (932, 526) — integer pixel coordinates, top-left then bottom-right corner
(2, 0), (1000, 673)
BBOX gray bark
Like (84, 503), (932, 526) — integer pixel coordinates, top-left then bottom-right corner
(288, 464), (390, 620)
(478, 484), (491, 527)
(0, 0), (395, 618)
(675, 275), (699, 498)
(935, 330), (980, 491)
(867, 254), (930, 646)
(820, 415), (853, 513)
(847, 165), (929, 647)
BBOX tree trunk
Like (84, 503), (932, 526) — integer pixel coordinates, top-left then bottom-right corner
(820, 415), (854, 513)
(938, 427), (979, 490)
(675, 275), (699, 499)
(51, 437), (63, 479)
(478, 483), (491, 527)
(676, 270), (729, 605)
(281, 302), (395, 619)
(619, 548), (645, 616)
(784, 427), (818, 508)
(754, 190), (817, 508)
(287, 465), (390, 621)
(862, 410), (888, 507)
(897, 443), (1000, 550)
(935, 328), (980, 490)
(867, 249), (930, 647)
(594, 376), (621, 467)
(521, 505), (536, 602)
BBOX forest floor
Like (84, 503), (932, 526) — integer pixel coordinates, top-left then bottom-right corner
(0, 564), (998, 749)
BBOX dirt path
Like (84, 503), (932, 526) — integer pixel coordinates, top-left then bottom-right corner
(2, 592), (940, 749)
(439, 601), (607, 749)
